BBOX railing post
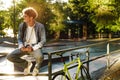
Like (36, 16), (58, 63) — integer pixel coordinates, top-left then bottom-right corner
(86, 47), (90, 73)
(48, 53), (52, 80)
(107, 42), (110, 69)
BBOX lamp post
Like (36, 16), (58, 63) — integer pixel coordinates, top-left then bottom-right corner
(13, 0), (16, 44)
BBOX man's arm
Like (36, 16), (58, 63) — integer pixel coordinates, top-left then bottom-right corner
(18, 23), (24, 49)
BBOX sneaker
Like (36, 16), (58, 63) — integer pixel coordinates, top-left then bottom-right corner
(32, 67), (39, 76)
(24, 62), (32, 75)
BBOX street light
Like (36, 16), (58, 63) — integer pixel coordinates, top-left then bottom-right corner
(13, 0), (16, 44)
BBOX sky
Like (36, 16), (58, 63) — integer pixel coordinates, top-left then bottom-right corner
(0, 0), (68, 10)
(0, 0), (13, 10)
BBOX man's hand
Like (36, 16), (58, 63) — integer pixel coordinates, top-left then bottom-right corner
(20, 46), (33, 52)
(20, 46), (27, 52)
(26, 46), (33, 52)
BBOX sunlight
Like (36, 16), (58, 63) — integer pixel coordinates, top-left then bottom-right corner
(0, 60), (14, 73)
(0, 0), (13, 10)
(0, 0), (68, 10)
(0, 60), (15, 80)
(0, 59), (15, 80)
(4, 28), (14, 37)
(63, 0), (68, 2)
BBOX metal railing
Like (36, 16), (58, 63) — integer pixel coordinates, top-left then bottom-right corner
(47, 38), (120, 80)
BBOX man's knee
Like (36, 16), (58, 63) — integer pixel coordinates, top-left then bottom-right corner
(7, 54), (14, 62)
(7, 50), (19, 62)
(35, 55), (44, 64)
(38, 55), (44, 60)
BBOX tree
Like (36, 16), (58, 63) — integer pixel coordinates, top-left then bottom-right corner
(68, 0), (90, 40)
(88, 0), (117, 38)
(7, 0), (26, 43)
(0, 1), (8, 37)
(110, 0), (120, 32)
(0, 13), (5, 37)
(49, 2), (66, 40)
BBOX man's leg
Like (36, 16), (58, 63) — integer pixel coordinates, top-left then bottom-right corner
(31, 49), (44, 76)
(7, 49), (28, 70)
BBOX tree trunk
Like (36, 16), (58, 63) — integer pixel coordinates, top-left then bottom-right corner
(108, 33), (112, 39)
(54, 31), (60, 40)
(98, 33), (101, 39)
(83, 23), (87, 40)
(68, 29), (71, 39)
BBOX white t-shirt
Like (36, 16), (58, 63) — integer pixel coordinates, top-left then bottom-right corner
(24, 26), (42, 51)
(26, 26), (37, 45)
(19, 25), (43, 50)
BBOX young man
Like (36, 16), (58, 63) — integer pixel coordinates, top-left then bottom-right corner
(7, 7), (46, 76)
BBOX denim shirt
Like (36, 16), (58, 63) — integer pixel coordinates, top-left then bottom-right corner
(18, 21), (46, 50)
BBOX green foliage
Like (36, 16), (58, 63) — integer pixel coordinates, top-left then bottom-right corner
(0, 31), (6, 36)
(0, 12), (6, 36)
(0, 11), (7, 31)
(88, 0), (118, 32)
(68, 0), (90, 20)
(0, 16), (4, 25)
(0, 16), (4, 30)
(110, 18), (120, 32)
(49, 2), (65, 32)
(2, 0), (120, 39)
(8, 0), (26, 35)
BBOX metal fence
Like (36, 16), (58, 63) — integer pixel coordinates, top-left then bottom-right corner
(47, 38), (120, 80)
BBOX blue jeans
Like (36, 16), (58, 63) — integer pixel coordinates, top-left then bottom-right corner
(7, 48), (44, 71)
